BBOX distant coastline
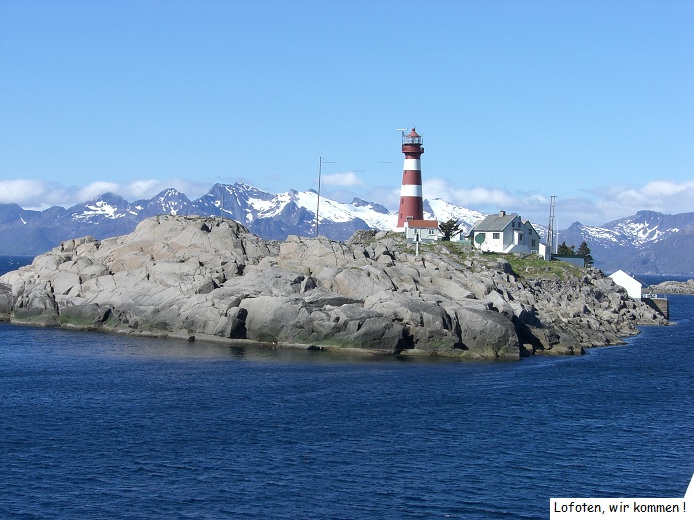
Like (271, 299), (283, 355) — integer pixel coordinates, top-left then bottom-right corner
(647, 279), (694, 296)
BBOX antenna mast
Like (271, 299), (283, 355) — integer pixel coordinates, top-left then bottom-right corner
(547, 195), (556, 254)
(316, 157), (335, 237)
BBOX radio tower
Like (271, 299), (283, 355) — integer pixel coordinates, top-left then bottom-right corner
(397, 128), (424, 228)
(547, 195), (557, 254)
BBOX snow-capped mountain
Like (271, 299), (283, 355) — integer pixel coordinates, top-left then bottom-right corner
(604, 210), (693, 245)
(0, 184), (692, 275)
(424, 199), (486, 233)
(0, 183), (400, 254)
(197, 184), (397, 240)
(561, 211), (694, 275)
(140, 188), (193, 216)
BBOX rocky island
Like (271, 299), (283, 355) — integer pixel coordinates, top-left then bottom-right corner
(0, 215), (667, 360)
(647, 279), (694, 295)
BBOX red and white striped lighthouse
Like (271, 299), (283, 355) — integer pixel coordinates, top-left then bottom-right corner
(397, 128), (424, 228)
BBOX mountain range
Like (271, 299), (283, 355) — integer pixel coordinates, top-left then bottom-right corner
(560, 211), (694, 276)
(0, 182), (692, 276)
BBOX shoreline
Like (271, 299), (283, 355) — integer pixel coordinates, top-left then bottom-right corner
(1, 305), (659, 362)
(0, 216), (668, 361)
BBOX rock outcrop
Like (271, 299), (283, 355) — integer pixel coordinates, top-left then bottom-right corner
(0, 216), (667, 360)
(647, 279), (694, 295)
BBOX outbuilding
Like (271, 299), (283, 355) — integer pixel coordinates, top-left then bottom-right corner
(404, 219), (440, 243)
(609, 270), (643, 300)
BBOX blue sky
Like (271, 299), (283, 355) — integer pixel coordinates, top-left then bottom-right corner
(1, 0), (692, 227)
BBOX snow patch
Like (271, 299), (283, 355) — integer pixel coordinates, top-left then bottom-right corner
(79, 201), (126, 220)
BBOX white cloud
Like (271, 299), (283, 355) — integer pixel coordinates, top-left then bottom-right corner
(321, 171), (364, 187)
(590, 180), (694, 223)
(0, 179), (73, 209)
(0, 178), (211, 210)
(359, 185), (401, 211)
(413, 178), (694, 227)
(117, 179), (210, 201)
(77, 182), (120, 201)
(423, 178), (518, 209)
(124, 179), (162, 198)
(0, 179), (49, 205)
(642, 180), (694, 198)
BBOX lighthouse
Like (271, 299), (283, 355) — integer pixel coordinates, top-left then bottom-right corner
(397, 128), (424, 228)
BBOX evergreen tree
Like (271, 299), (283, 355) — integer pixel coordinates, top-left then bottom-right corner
(438, 218), (462, 241)
(577, 241), (594, 266)
(557, 241), (575, 255)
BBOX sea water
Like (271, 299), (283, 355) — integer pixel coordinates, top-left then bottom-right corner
(1, 257), (692, 519)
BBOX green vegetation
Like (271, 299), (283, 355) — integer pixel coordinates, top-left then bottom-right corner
(435, 240), (473, 256)
(59, 313), (95, 328)
(577, 241), (594, 266)
(557, 241), (575, 255)
(503, 254), (584, 280)
(438, 218), (462, 241)
(435, 244), (585, 280)
(557, 240), (594, 267)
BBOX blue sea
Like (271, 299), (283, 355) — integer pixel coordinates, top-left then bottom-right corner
(1, 256), (692, 519)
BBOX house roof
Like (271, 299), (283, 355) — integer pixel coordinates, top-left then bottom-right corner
(470, 213), (518, 232)
(405, 219), (439, 229)
(609, 269), (644, 286)
(522, 220), (539, 236)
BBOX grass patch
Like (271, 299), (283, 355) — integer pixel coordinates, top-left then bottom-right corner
(430, 246), (583, 280)
(504, 254), (584, 280)
(436, 241), (474, 256)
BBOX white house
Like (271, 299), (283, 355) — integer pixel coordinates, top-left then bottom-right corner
(404, 219), (440, 242)
(468, 211), (541, 254)
(609, 270), (643, 300)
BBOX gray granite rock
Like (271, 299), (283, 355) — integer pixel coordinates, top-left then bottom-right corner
(0, 215), (668, 359)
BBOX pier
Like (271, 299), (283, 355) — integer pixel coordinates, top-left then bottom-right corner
(642, 295), (669, 320)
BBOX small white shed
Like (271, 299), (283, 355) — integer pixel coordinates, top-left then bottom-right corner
(609, 270), (643, 300)
(404, 219), (440, 242)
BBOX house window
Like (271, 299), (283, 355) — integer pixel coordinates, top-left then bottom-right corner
(531, 239), (536, 247)
(518, 234), (523, 243)
(428, 228), (436, 235)
(493, 232), (500, 239)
